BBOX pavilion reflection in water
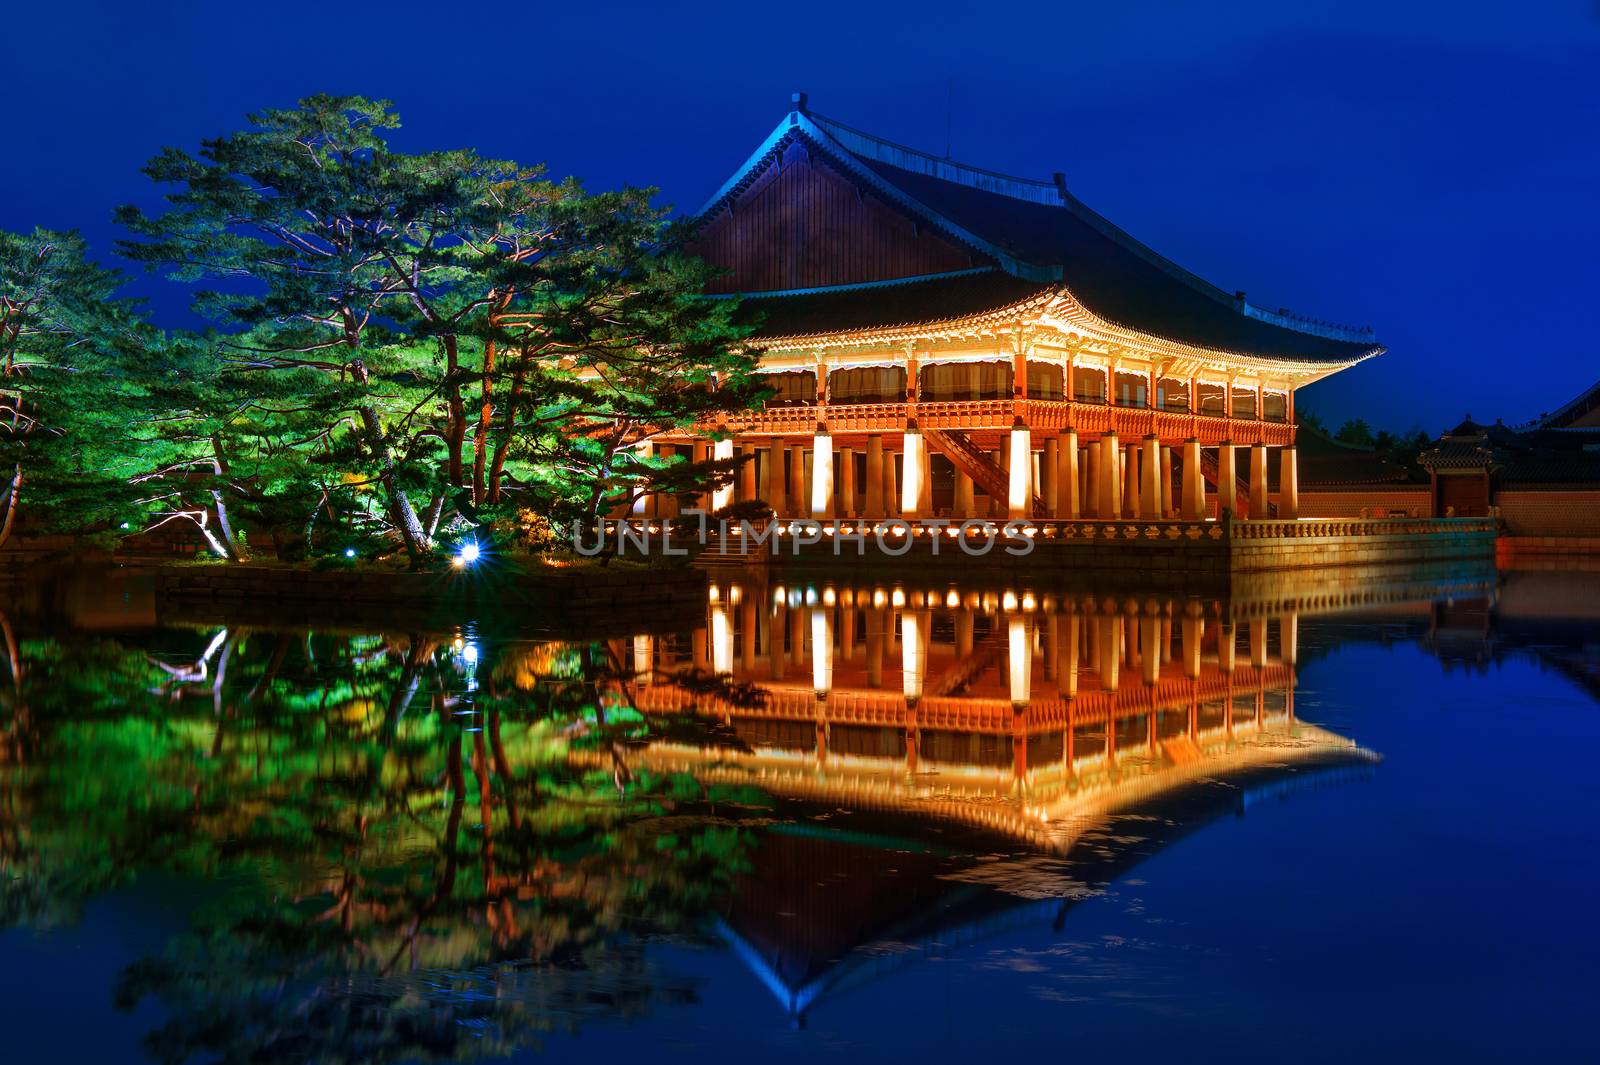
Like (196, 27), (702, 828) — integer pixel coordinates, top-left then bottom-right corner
(600, 577), (1379, 1021)
(616, 577), (1370, 847)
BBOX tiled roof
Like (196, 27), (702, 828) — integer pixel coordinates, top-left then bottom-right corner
(847, 153), (1377, 362)
(696, 104), (1382, 365)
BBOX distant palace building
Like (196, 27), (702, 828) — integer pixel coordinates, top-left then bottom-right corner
(1297, 376), (1600, 558)
(646, 94), (1383, 523)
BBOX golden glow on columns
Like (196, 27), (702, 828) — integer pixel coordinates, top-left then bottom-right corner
(810, 430), (834, 518)
(901, 431), (925, 516)
(711, 438), (734, 512)
(901, 611), (925, 700)
(811, 607), (833, 695)
(710, 603), (732, 676)
(1008, 617), (1033, 707)
(1008, 425), (1033, 519)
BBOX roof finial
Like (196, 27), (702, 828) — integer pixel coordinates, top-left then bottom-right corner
(791, 91), (809, 114)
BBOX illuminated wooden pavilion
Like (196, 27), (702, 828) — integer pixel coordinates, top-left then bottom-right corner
(649, 94), (1382, 522)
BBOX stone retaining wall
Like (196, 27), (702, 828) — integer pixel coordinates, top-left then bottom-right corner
(1228, 517), (1496, 572)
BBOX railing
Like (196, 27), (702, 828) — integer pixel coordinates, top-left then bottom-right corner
(702, 398), (1295, 445)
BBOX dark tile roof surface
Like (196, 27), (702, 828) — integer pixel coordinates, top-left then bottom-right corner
(733, 269), (1051, 340)
(851, 156), (1377, 363)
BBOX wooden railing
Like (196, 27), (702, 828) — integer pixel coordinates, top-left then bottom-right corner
(699, 398), (1295, 445)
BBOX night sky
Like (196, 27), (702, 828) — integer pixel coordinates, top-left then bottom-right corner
(4, 1), (1596, 431)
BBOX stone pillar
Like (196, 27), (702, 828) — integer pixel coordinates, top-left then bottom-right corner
(811, 607), (833, 696)
(1041, 436), (1059, 516)
(1181, 613), (1202, 678)
(710, 600), (732, 676)
(839, 447), (856, 517)
(740, 443), (757, 503)
(1280, 446), (1299, 519)
(1141, 613), (1161, 687)
(901, 610), (927, 700)
(741, 597), (758, 671)
(1086, 441), (1101, 517)
(1008, 617), (1033, 708)
(1123, 443), (1140, 519)
(1282, 613), (1299, 665)
(810, 429), (834, 518)
(1160, 445), (1175, 518)
(1249, 442), (1268, 519)
(864, 435), (885, 518)
(1140, 434), (1160, 518)
(1008, 423), (1033, 519)
(1062, 613), (1080, 697)
(954, 468), (975, 518)
(917, 436), (933, 517)
(884, 449), (899, 516)
(865, 604), (886, 688)
(1218, 621), (1236, 673)
(1181, 438), (1204, 520)
(712, 438), (735, 512)
(902, 429), (927, 518)
(797, 446), (811, 519)
(1217, 440), (1237, 520)
(1099, 432), (1120, 519)
(1057, 428), (1079, 518)
(1250, 618), (1268, 668)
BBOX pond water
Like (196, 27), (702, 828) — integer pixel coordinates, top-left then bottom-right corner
(1, 562), (1598, 1063)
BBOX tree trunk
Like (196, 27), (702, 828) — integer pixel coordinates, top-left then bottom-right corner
(356, 401), (428, 566)
(0, 466), (22, 552)
(442, 335), (467, 490)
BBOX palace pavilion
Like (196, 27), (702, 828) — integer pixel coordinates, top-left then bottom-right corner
(643, 94), (1383, 525)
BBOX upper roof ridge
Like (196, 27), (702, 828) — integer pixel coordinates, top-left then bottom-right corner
(806, 110), (1065, 206)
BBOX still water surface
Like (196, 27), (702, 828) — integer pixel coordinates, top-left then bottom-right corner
(1, 564), (1597, 1063)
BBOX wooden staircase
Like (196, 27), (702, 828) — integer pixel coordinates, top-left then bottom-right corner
(924, 428), (1046, 518)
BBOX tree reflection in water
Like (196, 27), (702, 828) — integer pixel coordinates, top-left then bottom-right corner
(0, 617), (765, 1062)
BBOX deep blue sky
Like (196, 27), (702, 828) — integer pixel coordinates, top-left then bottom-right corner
(4, 1), (1596, 430)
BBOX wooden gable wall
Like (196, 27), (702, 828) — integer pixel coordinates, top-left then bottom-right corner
(690, 139), (980, 294)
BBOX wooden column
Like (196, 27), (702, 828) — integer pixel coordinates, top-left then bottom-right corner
(1249, 442), (1268, 519)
